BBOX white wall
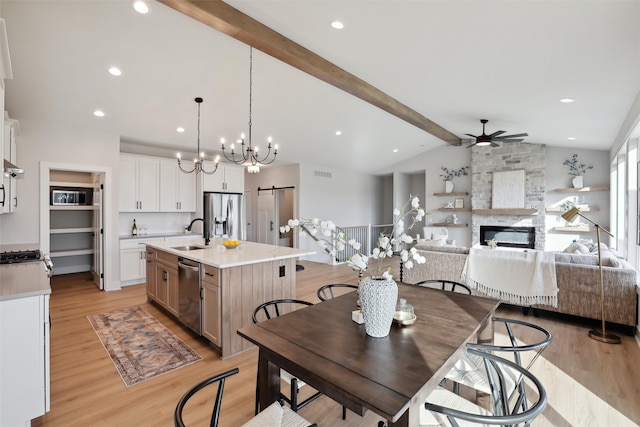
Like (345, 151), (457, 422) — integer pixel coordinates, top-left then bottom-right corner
(0, 119), (121, 290)
(544, 147), (611, 252)
(379, 144), (473, 246)
(296, 162), (382, 263)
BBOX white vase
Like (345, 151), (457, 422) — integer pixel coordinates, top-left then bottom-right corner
(445, 181), (454, 193)
(572, 176), (583, 188)
(358, 276), (398, 338)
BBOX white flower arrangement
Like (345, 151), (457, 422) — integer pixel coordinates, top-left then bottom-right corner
(487, 239), (498, 248)
(281, 196), (428, 281)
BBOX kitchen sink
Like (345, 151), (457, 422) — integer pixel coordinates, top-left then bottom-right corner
(171, 245), (207, 251)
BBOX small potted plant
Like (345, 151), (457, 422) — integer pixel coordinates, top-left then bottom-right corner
(562, 154), (593, 188)
(440, 166), (469, 193)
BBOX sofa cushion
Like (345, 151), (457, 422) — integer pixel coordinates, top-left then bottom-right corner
(414, 245), (470, 254)
(417, 239), (445, 247)
(553, 252), (600, 266)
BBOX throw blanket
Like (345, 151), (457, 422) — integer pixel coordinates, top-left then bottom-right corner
(461, 248), (558, 307)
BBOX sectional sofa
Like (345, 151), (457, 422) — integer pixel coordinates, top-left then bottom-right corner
(403, 245), (638, 332)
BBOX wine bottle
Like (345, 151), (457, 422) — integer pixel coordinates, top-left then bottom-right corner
(132, 219), (138, 236)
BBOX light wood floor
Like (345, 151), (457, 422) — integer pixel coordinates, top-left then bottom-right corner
(32, 261), (640, 427)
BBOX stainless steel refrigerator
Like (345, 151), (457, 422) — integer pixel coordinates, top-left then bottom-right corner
(203, 192), (246, 241)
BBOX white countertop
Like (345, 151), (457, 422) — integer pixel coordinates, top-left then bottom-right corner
(146, 238), (315, 268)
(0, 262), (51, 301)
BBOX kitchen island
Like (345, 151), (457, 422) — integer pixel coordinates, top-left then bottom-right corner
(145, 238), (314, 359)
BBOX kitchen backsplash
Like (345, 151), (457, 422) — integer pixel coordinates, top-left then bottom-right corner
(118, 212), (195, 237)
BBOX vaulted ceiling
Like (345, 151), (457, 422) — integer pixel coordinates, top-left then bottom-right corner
(2, 1), (639, 173)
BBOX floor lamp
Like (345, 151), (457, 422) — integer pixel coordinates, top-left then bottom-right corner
(561, 207), (621, 344)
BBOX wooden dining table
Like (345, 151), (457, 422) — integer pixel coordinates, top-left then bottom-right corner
(237, 283), (500, 426)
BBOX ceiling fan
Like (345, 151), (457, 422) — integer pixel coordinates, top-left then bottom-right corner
(465, 119), (528, 148)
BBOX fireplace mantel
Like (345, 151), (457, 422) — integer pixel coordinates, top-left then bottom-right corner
(473, 208), (539, 215)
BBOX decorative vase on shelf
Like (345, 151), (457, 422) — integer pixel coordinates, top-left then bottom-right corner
(572, 176), (583, 188)
(359, 276), (398, 338)
(445, 181), (454, 193)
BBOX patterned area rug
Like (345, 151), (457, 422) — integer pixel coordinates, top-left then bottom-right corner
(88, 305), (201, 387)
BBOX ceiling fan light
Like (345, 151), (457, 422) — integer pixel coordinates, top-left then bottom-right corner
(476, 141), (491, 147)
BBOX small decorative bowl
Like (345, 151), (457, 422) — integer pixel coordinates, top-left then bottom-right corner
(393, 311), (417, 326)
(223, 240), (240, 249)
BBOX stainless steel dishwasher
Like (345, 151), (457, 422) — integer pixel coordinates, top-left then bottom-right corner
(177, 257), (202, 335)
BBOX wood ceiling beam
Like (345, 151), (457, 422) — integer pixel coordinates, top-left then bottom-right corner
(157, 0), (462, 146)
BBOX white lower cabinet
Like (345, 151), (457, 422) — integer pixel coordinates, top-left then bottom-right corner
(119, 237), (163, 285)
(0, 294), (50, 426)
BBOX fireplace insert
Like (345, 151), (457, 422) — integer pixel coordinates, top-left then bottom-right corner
(479, 226), (535, 249)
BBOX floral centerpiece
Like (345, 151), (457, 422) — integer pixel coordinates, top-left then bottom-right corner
(563, 154), (592, 188)
(440, 166), (469, 193)
(280, 195), (427, 337)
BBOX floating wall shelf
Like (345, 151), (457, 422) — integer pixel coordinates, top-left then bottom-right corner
(554, 226), (591, 232)
(433, 192), (468, 196)
(552, 186), (609, 193)
(472, 208), (538, 215)
(431, 223), (468, 227)
(546, 206), (599, 213)
(437, 208), (471, 212)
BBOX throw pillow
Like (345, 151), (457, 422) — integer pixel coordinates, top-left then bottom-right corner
(563, 242), (590, 254)
(590, 242), (609, 253)
(599, 250), (621, 268)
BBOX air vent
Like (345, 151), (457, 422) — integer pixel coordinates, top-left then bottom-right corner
(314, 170), (332, 178)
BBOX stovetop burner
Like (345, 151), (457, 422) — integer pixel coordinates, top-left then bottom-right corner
(0, 249), (43, 264)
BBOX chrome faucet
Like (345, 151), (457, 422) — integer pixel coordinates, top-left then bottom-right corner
(187, 218), (210, 245)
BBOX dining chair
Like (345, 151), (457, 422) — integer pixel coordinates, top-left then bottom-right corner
(241, 401), (317, 427)
(174, 367), (239, 427)
(414, 279), (472, 294)
(445, 317), (552, 417)
(423, 348), (548, 426)
(378, 348), (548, 427)
(251, 299), (323, 416)
(316, 283), (359, 302)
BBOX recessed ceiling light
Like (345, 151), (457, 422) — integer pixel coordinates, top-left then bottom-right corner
(108, 67), (122, 76)
(132, 0), (150, 14)
(177, 127), (185, 133)
(393, 149), (398, 153)
(568, 137), (576, 140)
(93, 110), (105, 117)
(335, 130), (342, 136)
(560, 98), (575, 103)
(331, 21), (344, 30)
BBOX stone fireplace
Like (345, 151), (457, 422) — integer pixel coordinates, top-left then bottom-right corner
(471, 143), (546, 250)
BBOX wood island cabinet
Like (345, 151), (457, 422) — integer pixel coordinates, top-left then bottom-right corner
(145, 247), (157, 299)
(202, 264), (220, 346)
(146, 248), (179, 317)
(144, 241), (307, 359)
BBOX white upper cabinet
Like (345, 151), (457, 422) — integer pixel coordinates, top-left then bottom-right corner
(0, 19), (13, 215)
(202, 161), (244, 193)
(159, 160), (197, 212)
(1, 117), (18, 214)
(119, 154), (160, 212)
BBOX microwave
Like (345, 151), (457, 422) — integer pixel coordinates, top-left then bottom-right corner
(51, 190), (88, 206)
